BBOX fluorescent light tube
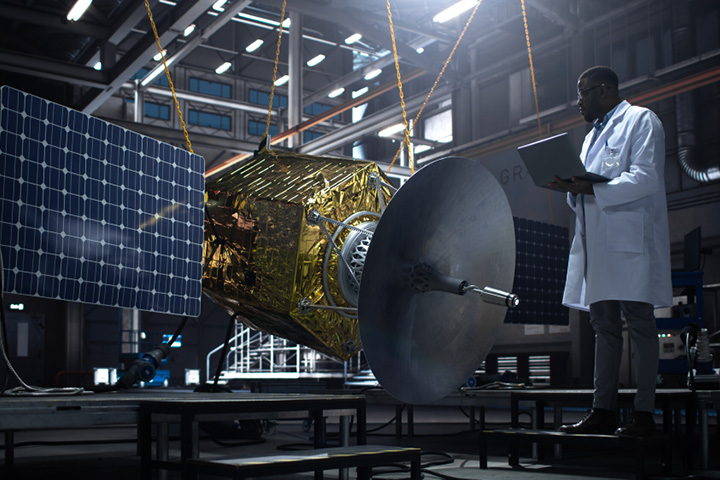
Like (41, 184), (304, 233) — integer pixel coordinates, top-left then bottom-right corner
(328, 87), (345, 98)
(184, 24), (196, 36)
(282, 18), (291, 28)
(245, 39), (264, 52)
(215, 61), (232, 74)
(352, 86), (369, 98)
(67, 0), (92, 21)
(414, 144), (432, 153)
(212, 0), (227, 11)
(274, 75), (290, 86)
(364, 69), (382, 80)
(93, 61), (102, 71)
(378, 123), (406, 137)
(433, 0), (478, 23)
(345, 33), (362, 45)
(153, 49), (167, 61)
(141, 65), (165, 86)
(307, 54), (326, 67)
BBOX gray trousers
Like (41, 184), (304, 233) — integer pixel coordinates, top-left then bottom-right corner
(589, 300), (658, 412)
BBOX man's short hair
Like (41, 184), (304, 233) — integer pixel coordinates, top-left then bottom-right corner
(579, 66), (619, 90)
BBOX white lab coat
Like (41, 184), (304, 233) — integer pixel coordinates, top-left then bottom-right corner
(562, 100), (672, 311)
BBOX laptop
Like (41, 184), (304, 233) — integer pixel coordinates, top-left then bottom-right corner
(517, 132), (610, 188)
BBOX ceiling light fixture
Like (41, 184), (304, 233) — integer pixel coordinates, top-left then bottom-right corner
(93, 61), (102, 71)
(274, 75), (290, 86)
(364, 69), (382, 80)
(153, 49), (167, 61)
(212, 0), (227, 12)
(215, 61), (232, 74)
(378, 123), (406, 137)
(141, 57), (176, 86)
(328, 87), (345, 98)
(351, 86), (369, 98)
(67, 0), (92, 22)
(433, 0), (478, 23)
(307, 54), (326, 67)
(345, 33), (362, 45)
(414, 144), (432, 154)
(184, 24), (196, 36)
(282, 18), (291, 28)
(245, 39), (264, 52)
(416, 47), (425, 54)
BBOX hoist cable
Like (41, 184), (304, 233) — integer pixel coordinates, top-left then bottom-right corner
(143, 0), (194, 154)
(520, 0), (554, 224)
(264, 0), (288, 141)
(385, 0), (484, 174)
(385, 0), (414, 173)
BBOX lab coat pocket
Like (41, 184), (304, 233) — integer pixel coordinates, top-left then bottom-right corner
(606, 211), (644, 254)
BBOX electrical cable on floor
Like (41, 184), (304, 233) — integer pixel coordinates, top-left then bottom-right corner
(0, 249), (84, 396)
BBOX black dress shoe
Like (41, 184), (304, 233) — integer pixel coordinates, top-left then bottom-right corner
(558, 408), (616, 434)
(615, 411), (656, 437)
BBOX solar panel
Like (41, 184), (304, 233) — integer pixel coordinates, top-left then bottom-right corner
(0, 86), (205, 316)
(505, 217), (570, 325)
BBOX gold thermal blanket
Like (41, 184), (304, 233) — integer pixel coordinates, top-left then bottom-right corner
(203, 150), (391, 360)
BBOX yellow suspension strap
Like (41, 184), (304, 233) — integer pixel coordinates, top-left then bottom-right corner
(264, 0), (288, 143)
(385, 0), (414, 173)
(520, 0), (554, 224)
(521, 0), (542, 138)
(143, 0), (193, 154)
(385, 0), (483, 174)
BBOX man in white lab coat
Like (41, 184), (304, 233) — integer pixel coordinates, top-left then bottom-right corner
(549, 66), (672, 436)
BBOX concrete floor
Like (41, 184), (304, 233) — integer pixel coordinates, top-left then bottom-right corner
(0, 403), (718, 480)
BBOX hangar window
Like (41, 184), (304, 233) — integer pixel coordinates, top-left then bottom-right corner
(248, 120), (277, 137)
(188, 110), (231, 130)
(249, 89), (287, 109)
(144, 102), (170, 120)
(189, 78), (231, 98)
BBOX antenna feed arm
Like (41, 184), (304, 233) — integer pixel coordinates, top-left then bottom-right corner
(464, 285), (520, 308)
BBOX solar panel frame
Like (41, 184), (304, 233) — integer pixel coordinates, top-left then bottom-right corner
(0, 86), (205, 317)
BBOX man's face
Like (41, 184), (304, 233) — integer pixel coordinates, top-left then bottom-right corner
(576, 77), (603, 123)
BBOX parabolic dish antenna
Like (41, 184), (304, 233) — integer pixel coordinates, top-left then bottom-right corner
(358, 156), (517, 404)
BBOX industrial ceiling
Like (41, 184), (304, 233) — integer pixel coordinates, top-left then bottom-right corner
(1, 0), (718, 180)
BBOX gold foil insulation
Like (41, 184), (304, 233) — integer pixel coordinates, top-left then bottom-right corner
(203, 150), (392, 360)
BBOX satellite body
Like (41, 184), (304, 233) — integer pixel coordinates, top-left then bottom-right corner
(202, 150), (392, 360)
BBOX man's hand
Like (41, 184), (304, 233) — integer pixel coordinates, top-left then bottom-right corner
(547, 176), (594, 195)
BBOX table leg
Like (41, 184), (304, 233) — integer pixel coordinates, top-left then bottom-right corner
(313, 411), (326, 448)
(357, 402), (367, 445)
(139, 409), (152, 480)
(339, 416), (349, 480)
(4, 430), (14, 465)
(407, 405), (414, 437)
(395, 405), (403, 438)
(157, 422), (169, 480)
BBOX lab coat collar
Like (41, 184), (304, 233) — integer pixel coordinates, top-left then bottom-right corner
(587, 100), (630, 155)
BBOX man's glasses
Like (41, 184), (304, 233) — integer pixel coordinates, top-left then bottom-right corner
(577, 83), (604, 100)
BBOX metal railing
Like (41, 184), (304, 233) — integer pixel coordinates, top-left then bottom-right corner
(206, 322), (366, 382)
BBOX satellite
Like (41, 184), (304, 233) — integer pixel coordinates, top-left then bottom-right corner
(1, 86), (518, 403)
(203, 152), (518, 404)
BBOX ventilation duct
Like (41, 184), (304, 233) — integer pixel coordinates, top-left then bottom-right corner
(672, 1), (720, 183)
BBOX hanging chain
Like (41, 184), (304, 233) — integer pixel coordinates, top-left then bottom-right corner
(521, 0), (554, 224)
(143, 0), (193, 153)
(264, 0), (288, 140)
(521, 0), (542, 138)
(385, 0), (484, 174)
(385, 0), (414, 173)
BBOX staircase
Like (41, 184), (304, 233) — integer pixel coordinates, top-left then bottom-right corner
(206, 323), (367, 383)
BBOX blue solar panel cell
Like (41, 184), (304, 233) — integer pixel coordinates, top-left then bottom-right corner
(0, 86), (204, 316)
